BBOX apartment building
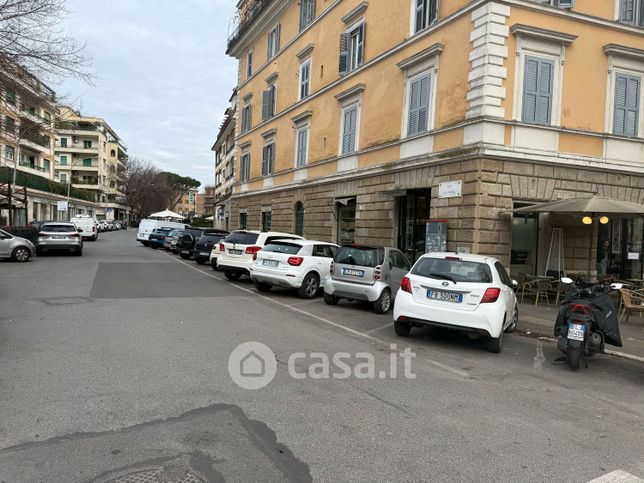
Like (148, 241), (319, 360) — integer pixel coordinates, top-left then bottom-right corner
(173, 188), (204, 218)
(225, 0), (644, 278)
(0, 66), (98, 224)
(55, 107), (129, 221)
(212, 91), (238, 231)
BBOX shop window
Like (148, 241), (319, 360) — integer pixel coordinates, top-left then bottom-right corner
(511, 206), (539, 276)
(337, 198), (356, 245)
(261, 210), (272, 231)
(397, 189), (431, 263)
(294, 202), (304, 236)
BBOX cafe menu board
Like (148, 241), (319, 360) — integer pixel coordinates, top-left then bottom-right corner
(426, 220), (448, 254)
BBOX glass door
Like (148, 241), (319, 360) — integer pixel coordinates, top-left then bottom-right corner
(397, 190), (431, 263)
(510, 206), (539, 276)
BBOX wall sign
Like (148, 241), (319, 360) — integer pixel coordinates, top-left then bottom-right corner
(57, 201), (68, 211)
(438, 180), (462, 198)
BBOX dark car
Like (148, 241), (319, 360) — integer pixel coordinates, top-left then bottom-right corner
(193, 230), (229, 265)
(177, 228), (228, 260)
(148, 227), (175, 249)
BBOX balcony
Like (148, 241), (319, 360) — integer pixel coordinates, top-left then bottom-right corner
(227, 0), (273, 52)
(56, 143), (98, 154)
(72, 176), (99, 186)
(19, 161), (46, 173)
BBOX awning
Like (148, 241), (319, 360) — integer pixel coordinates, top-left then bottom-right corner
(509, 196), (644, 218)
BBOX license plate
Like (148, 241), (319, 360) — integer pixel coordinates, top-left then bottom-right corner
(52, 235), (66, 240)
(229, 249), (243, 255)
(342, 268), (364, 277)
(426, 290), (462, 303)
(263, 260), (279, 267)
(567, 323), (585, 341)
(200, 252), (209, 256)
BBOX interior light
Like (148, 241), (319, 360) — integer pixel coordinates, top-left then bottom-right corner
(599, 216), (609, 225)
(582, 216), (593, 225)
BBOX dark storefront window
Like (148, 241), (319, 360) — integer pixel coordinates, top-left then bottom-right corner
(511, 205), (539, 276)
(294, 202), (304, 237)
(337, 198), (356, 245)
(397, 190), (431, 263)
(597, 218), (644, 280)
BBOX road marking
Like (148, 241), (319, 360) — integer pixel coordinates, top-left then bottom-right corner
(587, 470), (643, 482)
(365, 323), (393, 335)
(159, 251), (471, 379)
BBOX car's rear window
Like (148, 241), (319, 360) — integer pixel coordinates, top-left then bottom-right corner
(42, 224), (76, 233)
(412, 258), (492, 283)
(335, 246), (384, 268)
(225, 231), (259, 245)
(201, 234), (226, 242)
(263, 243), (302, 255)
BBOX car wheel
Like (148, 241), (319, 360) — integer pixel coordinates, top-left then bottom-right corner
(323, 292), (339, 305)
(298, 272), (320, 299)
(505, 307), (518, 333)
(372, 288), (392, 314)
(211, 260), (218, 271)
(74, 249), (83, 257)
(11, 247), (30, 262)
(254, 281), (272, 292)
(485, 329), (504, 353)
(394, 320), (412, 337)
(180, 253), (190, 259)
(195, 258), (206, 265)
(224, 271), (242, 281)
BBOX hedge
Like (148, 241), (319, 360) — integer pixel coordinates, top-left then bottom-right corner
(0, 166), (95, 202)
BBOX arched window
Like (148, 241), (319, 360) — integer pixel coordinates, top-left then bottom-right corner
(110, 149), (116, 157)
(294, 202), (304, 236)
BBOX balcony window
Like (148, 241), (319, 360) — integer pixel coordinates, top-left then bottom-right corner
(83, 158), (92, 167)
(299, 59), (311, 100)
(262, 85), (276, 120)
(241, 103), (252, 133)
(4, 116), (16, 133)
(267, 24), (281, 60)
(613, 73), (641, 137)
(339, 22), (365, 76)
(414, 0), (438, 34)
(59, 155), (67, 165)
(240, 151), (251, 182)
(83, 140), (92, 149)
(619, 0), (644, 26)
(5, 146), (15, 160)
(60, 137), (68, 147)
(262, 141), (275, 176)
(300, 0), (315, 30)
(247, 50), (253, 78)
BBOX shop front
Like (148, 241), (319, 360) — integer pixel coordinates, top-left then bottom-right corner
(597, 218), (644, 280)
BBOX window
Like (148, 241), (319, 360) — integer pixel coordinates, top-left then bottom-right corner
(4, 116), (16, 132)
(613, 73), (640, 136)
(59, 155), (67, 165)
(619, 0), (644, 26)
(299, 59), (311, 100)
(60, 138), (67, 147)
(339, 23), (365, 76)
(300, 0), (315, 29)
(337, 198), (356, 245)
(341, 104), (359, 154)
(414, 0), (438, 33)
(247, 50), (253, 78)
(295, 124), (309, 167)
(239, 213), (248, 230)
(261, 210), (272, 231)
(532, 0), (574, 6)
(5, 145), (15, 160)
(241, 103), (252, 133)
(522, 56), (554, 125)
(407, 72), (432, 136)
(294, 202), (304, 236)
(110, 149), (116, 157)
(262, 85), (276, 120)
(83, 140), (92, 149)
(60, 173), (67, 183)
(5, 89), (16, 104)
(240, 151), (251, 182)
(267, 24), (281, 60)
(262, 141), (275, 176)
(43, 159), (50, 171)
(495, 262), (513, 286)
(83, 158), (92, 167)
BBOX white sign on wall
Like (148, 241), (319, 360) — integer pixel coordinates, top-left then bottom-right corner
(57, 201), (68, 211)
(438, 180), (462, 199)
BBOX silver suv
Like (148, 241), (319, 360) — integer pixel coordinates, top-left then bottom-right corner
(0, 229), (36, 262)
(323, 245), (411, 313)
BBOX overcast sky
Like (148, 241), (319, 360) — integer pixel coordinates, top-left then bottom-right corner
(57, 0), (238, 190)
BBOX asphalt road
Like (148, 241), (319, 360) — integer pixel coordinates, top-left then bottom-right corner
(0, 230), (643, 482)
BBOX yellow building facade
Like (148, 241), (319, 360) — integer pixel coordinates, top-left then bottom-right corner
(226, 0), (644, 278)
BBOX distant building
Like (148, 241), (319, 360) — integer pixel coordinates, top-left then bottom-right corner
(212, 90), (237, 231)
(174, 188), (204, 218)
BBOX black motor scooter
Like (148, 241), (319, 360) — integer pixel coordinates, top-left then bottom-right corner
(554, 277), (622, 370)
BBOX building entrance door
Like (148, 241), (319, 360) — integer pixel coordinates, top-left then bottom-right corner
(397, 189), (431, 263)
(511, 205), (539, 276)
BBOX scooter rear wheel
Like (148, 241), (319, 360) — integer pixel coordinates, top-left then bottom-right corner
(566, 345), (583, 370)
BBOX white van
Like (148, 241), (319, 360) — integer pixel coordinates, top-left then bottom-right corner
(137, 219), (188, 246)
(71, 215), (99, 241)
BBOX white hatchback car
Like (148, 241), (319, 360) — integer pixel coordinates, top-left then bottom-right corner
(393, 253), (518, 353)
(250, 240), (339, 298)
(217, 230), (303, 280)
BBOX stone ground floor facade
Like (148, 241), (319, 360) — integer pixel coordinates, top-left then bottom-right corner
(231, 157), (644, 280)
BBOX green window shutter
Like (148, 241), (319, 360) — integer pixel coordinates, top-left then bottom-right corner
(297, 128), (308, 167)
(262, 90), (269, 121)
(83, 158), (92, 167)
(59, 155), (67, 165)
(614, 74), (640, 136)
(342, 106), (358, 154)
(339, 33), (349, 76)
(522, 56), (553, 125)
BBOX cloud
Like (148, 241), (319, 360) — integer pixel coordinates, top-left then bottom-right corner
(58, 0), (238, 189)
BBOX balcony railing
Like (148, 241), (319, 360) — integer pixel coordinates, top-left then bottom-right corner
(72, 177), (99, 185)
(227, 0), (273, 50)
(19, 161), (45, 172)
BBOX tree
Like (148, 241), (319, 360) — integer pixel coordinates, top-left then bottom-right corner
(160, 172), (201, 209)
(124, 158), (169, 219)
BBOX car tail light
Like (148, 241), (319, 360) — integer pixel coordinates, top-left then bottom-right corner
(245, 246), (261, 255)
(92, 226), (96, 232)
(288, 256), (304, 266)
(219, 243), (225, 251)
(401, 276), (412, 293)
(445, 256), (461, 261)
(70, 233), (81, 239)
(374, 265), (382, 281)
(330, 261), (334, 275)
(481, 287), (501, 303)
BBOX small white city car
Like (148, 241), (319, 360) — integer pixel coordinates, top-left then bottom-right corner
(250, 240), (339, 298)
(218, 230), (303, 280)
(393, 253), (518, 353)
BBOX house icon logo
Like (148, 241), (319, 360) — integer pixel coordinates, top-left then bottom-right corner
(228, 342), (276, 390)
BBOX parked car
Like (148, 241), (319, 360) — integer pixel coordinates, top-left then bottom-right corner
(392, 253), (518, 353)
(97, 220), (108, 232)
(0, 228), (36, 262)
(250, 240), (339, 298)
(209, 243), (222, 270)
(163, 229), (184, 251)
(71, 215), (98, 241)
(137, 219), (188, 246)
(323, 245), (411, 314)
(218, 230), (303, 280)
(113, 221), (122, 230)
(36, 222), (83, 256)
(176, 228), (218, 260)
(148, 227), (175, 249)
(193, 230), (229, 264)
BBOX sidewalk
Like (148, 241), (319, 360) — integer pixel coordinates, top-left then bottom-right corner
(517, 302), (644, 361)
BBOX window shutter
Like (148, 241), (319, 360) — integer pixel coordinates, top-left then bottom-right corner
(297, 128), (308, 167)
(267, 31), (272, 59)
(270, 85), (276, 117)
(275, 24), (281, 52)
(262, 146), (268, 176)
(614, 74), (640, 136)
(339, 33), (349, 76)
(620, 0), (635, 21)
(639, 0), (644, 26)
(554, 0), (573, 7)
(415, 0), (425, 32)
(408, 78), (421, 136)
(429, 0), (438, 24)
(262, 90), (269, 120)
(269, 143), (274, 174)
(535, 59), (553, 125)
(357, 23), (366, 66)
(418, 74), (431, 133)
(300, 0), (307, 29)
(343, 106), (357, 154)
(522, 56), (552, 125)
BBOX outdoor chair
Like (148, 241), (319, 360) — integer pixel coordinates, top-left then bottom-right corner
(521, 279), (551, 305)
(619, 289), (644, 333)
(550, 280), (569, 306)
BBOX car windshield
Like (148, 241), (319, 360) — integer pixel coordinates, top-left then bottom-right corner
(225, 231), (259, 245)
(41, 224), (76, 233)
(262, 243), (302, 255)
(201, 234), (226, 242)
(335, 246), (384, 268)
(412, 258), (493, 283)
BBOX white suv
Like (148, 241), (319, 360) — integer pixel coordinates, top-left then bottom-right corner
(250, 240), (339, 298)
(217, 230), (303, 280)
